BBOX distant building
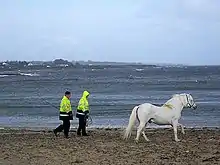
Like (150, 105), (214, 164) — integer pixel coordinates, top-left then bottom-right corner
(2, 62), (8, 66)
(59, 64), (69, 67)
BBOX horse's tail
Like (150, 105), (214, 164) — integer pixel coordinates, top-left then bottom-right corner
(123, 106), (139, 140)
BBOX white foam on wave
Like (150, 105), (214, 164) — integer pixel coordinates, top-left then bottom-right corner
(19, 73), (40, 77)
(154, 66), (163, 69)
(0, 75), (9, 77)
(163, 65), (188, 68)
(128, 75), (143, 79)
(91, 68), (106, 71)
(135, 68), (144, 72)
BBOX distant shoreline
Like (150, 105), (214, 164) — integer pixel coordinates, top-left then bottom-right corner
(1, 59), (220, 67)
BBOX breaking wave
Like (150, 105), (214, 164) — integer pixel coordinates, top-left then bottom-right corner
(0, 75), (9, 78)
(19, 73), (40, 77)
(135, 68), (144, 72)
(0, 72), (40, 77)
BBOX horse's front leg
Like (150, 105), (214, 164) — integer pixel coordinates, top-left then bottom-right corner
(178, 123), (185, 134)
(172, 120), (180, 142)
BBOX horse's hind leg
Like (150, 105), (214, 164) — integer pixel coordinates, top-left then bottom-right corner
(135, 122), (145, 143)
(142, 130), (150, 142)
(141, 122), (150, 141)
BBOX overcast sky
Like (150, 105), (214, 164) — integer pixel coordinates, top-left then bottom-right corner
(0, 0), (219, 65)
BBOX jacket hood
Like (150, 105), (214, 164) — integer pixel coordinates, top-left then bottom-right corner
(82, 90), (90, 98)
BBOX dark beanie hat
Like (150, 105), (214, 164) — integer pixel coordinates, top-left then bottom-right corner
(65, 91), (71, 95)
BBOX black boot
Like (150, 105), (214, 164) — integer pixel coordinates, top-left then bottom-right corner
(77, 128), (81, 136)
(82, 126), (89, 136)
(54, 124), (64, 137)
(53, 129), (58, 137)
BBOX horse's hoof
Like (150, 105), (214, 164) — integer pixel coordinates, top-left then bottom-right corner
(182, 132), (185, 135)
(175, 139), (181, 142)
(135, 139), (139, 143)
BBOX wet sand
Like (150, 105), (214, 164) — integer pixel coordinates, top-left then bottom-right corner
(0, 128), (219, 165)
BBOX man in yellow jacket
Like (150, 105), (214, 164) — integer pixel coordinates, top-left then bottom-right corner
(76, 90), (90, 136)
(54, 91), (73, 138)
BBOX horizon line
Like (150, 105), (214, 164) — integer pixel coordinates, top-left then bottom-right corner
(0, 59), (220, 66)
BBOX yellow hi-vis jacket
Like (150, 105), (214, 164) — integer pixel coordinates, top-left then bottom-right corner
(77, 91), (90, 114)
(59, 96), (73, 120)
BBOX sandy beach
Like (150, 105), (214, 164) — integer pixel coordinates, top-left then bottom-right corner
(0, 128), (219, 165)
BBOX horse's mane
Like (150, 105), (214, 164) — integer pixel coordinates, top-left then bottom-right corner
(163, 94), (181, 105)
(172, 94), (180, 98)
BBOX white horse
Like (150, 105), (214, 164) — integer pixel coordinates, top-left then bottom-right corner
(124, 93), (197, 142)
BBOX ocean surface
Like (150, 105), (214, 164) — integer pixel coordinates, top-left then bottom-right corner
(0, 65), (220, 129)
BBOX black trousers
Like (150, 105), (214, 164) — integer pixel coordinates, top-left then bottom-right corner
(77, 114), (87, 135)
(54, 119), (70, 137)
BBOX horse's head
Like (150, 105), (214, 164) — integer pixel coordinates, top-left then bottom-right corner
(181, 93), (197, 110)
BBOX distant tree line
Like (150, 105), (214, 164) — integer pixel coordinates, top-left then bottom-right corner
(0, 59), (82, 69)
(0, 58), (148, 70)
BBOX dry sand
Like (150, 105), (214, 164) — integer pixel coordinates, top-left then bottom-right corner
(0, 128), (219, 165)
